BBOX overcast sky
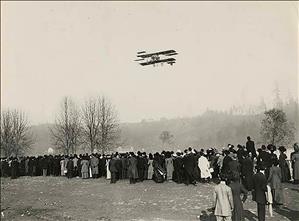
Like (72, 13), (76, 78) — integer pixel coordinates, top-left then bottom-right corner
(1, 2), (298, 125)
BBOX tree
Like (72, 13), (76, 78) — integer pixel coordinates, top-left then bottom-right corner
(0, 109), (34, 157)
(97, 96), (120, 154)
(82, 96), (120, 154)
(159, 131), (173, 148)
(260, 108), (295, 146)
(50, 97), (82, 154)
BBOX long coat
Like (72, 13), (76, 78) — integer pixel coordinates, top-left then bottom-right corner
(165, 157), (174, 180)
(128, 156), (138, 179)
(90, 156), (99, 175)
(198, 156), (211, 179)
(214, 182), (234, 217)
(147, 159), (154, 180)
(268, 166), (283, 204)
(81, 159), (89, 179)
(229, 181), (248, 221)
(291, 152), (299, 181)
(252, 172), (267, 204)
(241, 157), (254, 191)
(279, 153), (290, 182)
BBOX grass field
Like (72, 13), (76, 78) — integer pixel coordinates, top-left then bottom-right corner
(1, 177), (299, 221)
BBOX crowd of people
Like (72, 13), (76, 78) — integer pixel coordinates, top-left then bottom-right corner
(1, 136), (299, 221)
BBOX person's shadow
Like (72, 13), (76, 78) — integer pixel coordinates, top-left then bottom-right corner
(199, 208), (216, 221)
(243, 210), (258, 221)
(274, 206), (299, 221)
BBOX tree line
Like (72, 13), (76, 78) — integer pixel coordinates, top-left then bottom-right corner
(50, 96), (120, 155)
(1, 96), (297, 157)
(1, 95), (120, 157)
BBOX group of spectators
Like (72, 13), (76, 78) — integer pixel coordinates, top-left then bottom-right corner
(1, 137), (299, 221)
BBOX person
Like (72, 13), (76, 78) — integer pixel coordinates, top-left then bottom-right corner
(213, 173), (234, 221)
(291, 143), (299, 184)
(147, 153), (154, 180)
(252, 165), (267, 221)
(165, 152), (174, 181)
(73, 155), (79, 177)
(173, 152), (184, 184)
(246, 136), (257, 159)
(153, 153), (166, 183)
(241, 153), (254, 191)
(41, 155), (48, 177)
(137, 152), (146, 182)
(236, 145), (246, 163)
(257, 145), (272, 179)
(229, 172), (248, 221)
(66, 157), (74, 179)
(60, 157), (65, 176)
(221, 150), (232, 177)
(128, 152), (138, 184)
(90, 154), (99, 178)
(106, 156), (111, 180)
(268, 160), (283, 205)
(183, 148), (197, 185)
(278, 146), (291, 183)
(109, 154), (118, 183)
(228, 154), (240, 181)
(198, 152), (211, 182)
(11, 157), (19, 179)
(80, 156), (89, 179)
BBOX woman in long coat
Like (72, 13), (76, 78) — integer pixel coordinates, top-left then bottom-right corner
(268, 160), (283, 205)
(241, 153), (254, 191)
(198, 153), (212, 182)
(147, 153), (154, 180)
(291, 143), (299, 184)
(229, 172), (248, 221)
(153, 153), (166, 183)
(80, 156), (89, 179)
(165, 152), (174, 180)
(279, 146), (291, 182)
(106, 157), (111, 180)
(128, 153), (138, 184)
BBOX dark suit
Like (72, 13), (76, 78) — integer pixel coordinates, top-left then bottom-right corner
(109, 158), (118, 183)
(183, 153), (196, 185)
(246, 140), (257, 158)
(252, 172), (267, 221)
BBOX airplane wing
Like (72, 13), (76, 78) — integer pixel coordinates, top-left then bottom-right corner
(137, 50), (176, 58)
(139, 58), (176, 66)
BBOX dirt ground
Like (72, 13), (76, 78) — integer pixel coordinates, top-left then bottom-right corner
(1, 176), (299, 221)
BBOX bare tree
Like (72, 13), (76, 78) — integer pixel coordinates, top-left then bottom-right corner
(81, 97), (101, 153)
(81, 96), (120, 154)
(0, 109), (34, 157)
(50, 97), (82, 154)
(97, 96), (120, 154)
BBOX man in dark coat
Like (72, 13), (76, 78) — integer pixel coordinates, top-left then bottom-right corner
(257, 145), (272, 179)
(182, 148), (197, 185)
(66, 157), (74, 178)
(11, 157), (19, 179)
(241, 153), (254, 191)
(137, 152), (146, 182)
(109, 154), (118, 183)
(246, 136), (257, 159)
(252, 165), (267, 221)
(221, 150), (232, 176)
(128, 153), (138, 184)
(174, 152), (184, 184)
(41, 155), (48, 177)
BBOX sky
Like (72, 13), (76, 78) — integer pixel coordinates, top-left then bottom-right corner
(1, 2), (298, 125)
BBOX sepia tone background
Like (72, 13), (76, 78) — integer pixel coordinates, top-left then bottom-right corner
(1, 2), (298, 154)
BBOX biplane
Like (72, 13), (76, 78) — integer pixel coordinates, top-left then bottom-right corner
(135, 50), (178, 66)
